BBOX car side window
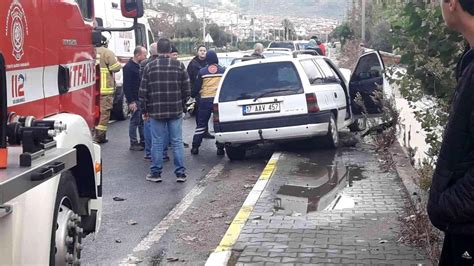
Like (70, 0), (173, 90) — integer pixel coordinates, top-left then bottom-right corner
(300, 60), (324, 85)
(314, 58), (336, 79)
(314, 58), (341, 84)
(75, 0), (93, 20)
(353, 53), (382, 81)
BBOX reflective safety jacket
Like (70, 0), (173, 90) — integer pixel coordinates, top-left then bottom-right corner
(192, 50), (225, 99)
(96, 46), (122, 95)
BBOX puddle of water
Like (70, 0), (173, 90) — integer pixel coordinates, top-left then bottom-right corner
(275, 159), (367, 215)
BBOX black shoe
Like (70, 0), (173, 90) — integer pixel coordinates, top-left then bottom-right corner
(183, 142), (189, 148)
(202, 132), (215, 139)
(130, 144), (144, 151)
(146, 173), (162, 183)
(217, 148), (225, 156)
(94, 137), (108, 144)
(176, 173), (187, 183)
(191, 146), (199, 155)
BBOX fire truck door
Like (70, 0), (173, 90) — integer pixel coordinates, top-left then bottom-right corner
(42, 1), (96, 126)
(1, 0), (46, 119)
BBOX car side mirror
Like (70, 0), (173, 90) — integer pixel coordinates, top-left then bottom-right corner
(121, 0), (144, 18)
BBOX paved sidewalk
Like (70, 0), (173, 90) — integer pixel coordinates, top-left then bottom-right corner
(232, 144), (428, 265)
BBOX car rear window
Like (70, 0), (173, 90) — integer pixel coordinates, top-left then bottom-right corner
(219, 62), (303, 102)
(269, 42), (294, 50)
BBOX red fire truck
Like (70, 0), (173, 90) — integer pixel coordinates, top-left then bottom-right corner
(0, 0), (143, 264)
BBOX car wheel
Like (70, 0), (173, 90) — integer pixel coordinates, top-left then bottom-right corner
(50, 172), (83, 266)
(348, 118), (367, 132)
(324, 114), (339, 149)
(225, 146), (246, 160)
(111, 95), (128, 121)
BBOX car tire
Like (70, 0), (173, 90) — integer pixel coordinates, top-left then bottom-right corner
(50, 172), (83, 265)
(348, 118), (367, 132)
(111, 87), (128, 121)
(324, 114), (339, 149)
(225, 146), (246, 160)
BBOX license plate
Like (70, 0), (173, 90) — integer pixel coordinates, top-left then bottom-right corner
(243, 103), (280, 115)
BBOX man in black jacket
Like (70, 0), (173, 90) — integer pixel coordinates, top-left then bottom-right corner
(186, 45), (214, 139)
(428, 0), (474, 264)
(123, 46), (147, 151)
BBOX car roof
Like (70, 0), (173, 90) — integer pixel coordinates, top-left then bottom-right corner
(226, 54), (326, 70)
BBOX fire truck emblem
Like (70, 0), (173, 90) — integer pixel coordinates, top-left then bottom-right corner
(5, 0), (29, 61)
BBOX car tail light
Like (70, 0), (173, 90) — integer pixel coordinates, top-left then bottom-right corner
(306, 93), (320, 113)
(94, 63), (101, 127)
(213, 103), (219, 123)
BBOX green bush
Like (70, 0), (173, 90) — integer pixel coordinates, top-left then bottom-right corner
(389, 2), (463, 160)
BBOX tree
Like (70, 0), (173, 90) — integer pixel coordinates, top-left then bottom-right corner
(389, 2), (463, 159)
(206, 23), (233, 47)
(281, 19), (295, 40)
(330, 23), (353, 45)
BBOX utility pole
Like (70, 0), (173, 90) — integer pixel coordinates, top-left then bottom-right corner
(202, 0), (206, 43)
(253, 18), (256, 42)
(361, 0), (366, 43)
(252, 0), (255, 42)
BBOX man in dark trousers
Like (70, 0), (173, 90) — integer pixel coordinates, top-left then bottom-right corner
(428, 0), (474, 264)
(190, 50), (225, 156)
(187, 45), (214, 139)
(139, 38), (190, 183)
(123, 46), (147, 151)
(140, 43), (162, 161)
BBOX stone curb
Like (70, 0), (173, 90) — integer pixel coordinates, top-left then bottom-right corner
(205, 152), (282, 266)
(389, 141), (427, 208)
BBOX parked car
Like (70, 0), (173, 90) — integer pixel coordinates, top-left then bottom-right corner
(217, 51), (246, 68)
(293, 40), (309, 50)
(268, 41), (303, 51)
(262, 48), (293, 58)
(213, 51), (387, 160)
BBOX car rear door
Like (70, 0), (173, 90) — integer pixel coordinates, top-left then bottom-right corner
(349, 51), (385, 118)
(313, 58), (348, 126)
(216, 61), (307, 123)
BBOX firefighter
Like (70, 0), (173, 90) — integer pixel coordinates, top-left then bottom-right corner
(94, 36), (122, 143)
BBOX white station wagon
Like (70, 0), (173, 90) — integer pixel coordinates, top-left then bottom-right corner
(213, 51), (388, 160)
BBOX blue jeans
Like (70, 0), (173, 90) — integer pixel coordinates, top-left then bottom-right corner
(150, 116), (184, 175)
(144, 120), (168, 158)
(192, 98), (214, 147)
(129, 102), (144, 145)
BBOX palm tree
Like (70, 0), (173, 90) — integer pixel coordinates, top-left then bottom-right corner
(281, 18), (294, 40)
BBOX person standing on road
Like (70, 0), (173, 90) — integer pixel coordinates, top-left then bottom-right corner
(251, 43), (265, 58)
(140, 43), (168, 161)
(428, 0), (474, 264)
(307, 39), (323, 56)
(187, 45), (214, 139)
(124, 46), (147, 151)
(170, 44), (190, 148)
(190, 50), (225, 156)
(94, 36), (122, 143)
(139, 38), (190, 183)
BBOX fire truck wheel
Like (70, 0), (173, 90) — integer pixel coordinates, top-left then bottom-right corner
(50, 172), (83, 266)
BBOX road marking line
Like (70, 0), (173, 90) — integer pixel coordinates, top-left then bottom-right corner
(206, 152), (282, 266)
(121, 162), (225, 262)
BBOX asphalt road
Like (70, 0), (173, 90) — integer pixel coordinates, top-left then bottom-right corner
(81, 115), (270, 264)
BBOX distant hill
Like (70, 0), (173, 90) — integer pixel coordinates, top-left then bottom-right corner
(236, 0), (350, 20)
